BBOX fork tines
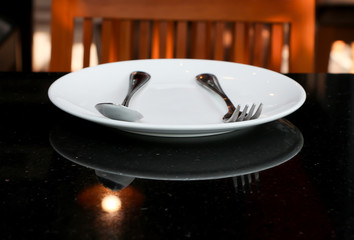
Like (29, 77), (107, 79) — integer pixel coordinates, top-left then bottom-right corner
(225, 103), (263, 123)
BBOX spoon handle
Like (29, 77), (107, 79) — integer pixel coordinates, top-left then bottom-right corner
(122, 71), (151, 106)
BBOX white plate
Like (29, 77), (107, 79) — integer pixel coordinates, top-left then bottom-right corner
(48, 59), (306, 137)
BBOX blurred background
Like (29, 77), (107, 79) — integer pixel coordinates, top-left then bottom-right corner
(0, 0), (353, 73)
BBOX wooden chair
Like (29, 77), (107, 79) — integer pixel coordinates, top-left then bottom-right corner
(50, 0), (315, 72)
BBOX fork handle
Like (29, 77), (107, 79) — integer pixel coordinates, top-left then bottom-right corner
(196, 73), (236, 114)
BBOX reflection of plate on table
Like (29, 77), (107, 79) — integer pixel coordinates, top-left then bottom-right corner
(50, 118), (303, 182)
(48, 59), (306, 137)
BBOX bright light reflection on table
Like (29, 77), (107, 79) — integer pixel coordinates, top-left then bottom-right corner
(101, 195), (122, 213)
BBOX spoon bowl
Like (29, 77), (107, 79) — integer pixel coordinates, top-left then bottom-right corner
(95, 103), (144, 122)
(95, 71), (151, 122)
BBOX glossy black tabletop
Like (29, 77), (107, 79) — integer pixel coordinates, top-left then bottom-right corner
(1, 72), (354, 239)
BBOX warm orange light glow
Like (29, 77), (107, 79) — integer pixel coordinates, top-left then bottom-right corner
(101, 195), (122, 213)
(329, 40), (353, 73)
(332, 40), (346, 53)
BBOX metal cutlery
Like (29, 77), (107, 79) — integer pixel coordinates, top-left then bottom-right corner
(195, 73), (262, 123)
(95, 71), (150, 122)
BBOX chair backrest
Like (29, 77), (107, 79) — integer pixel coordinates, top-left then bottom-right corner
(50, 0), (315, 72)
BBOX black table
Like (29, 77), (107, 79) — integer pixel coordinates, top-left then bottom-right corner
(1, 72), (354, 239)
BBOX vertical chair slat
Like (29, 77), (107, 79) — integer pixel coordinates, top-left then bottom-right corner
(205, 21), (213, 59)
(111, 20), (133, 61)
(176, 21), (188, 58)
(100, 19), (112, 63)
(82, 18), (93, 68)
(253, 23), (266, 67)
(158, 21), (168, 58)
(166, 21), (175, 58)
(138, 20), (151, 59)
(262, 24), (271, 69)
(232, 22), (250, 64)
(214, 21), (225, 60)
(151, 20), (160, 58)
(268, 23), (283, 71)
(191, 22), (208, 59)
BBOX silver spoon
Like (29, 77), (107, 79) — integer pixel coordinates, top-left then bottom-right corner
(95, 71), (151, 122)
(195, 73), (236, 122)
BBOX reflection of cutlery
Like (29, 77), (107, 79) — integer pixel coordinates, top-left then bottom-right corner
(233, 172), (260, 194)
(195, 73), (262, 122)
(95, 71), (151, 122)
(95, 170), (135, 191)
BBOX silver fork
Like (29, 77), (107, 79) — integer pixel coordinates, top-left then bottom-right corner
(195, 73), (262, 122)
